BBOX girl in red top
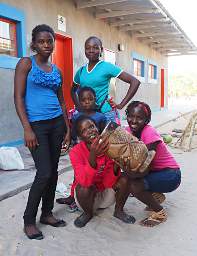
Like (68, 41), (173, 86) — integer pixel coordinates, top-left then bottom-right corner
(69, 115), (136, 228)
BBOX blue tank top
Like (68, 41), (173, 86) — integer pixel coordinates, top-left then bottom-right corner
(25, 56), (63, 122)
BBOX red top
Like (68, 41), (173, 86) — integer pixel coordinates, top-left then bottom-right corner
(69, 141), (120, 192)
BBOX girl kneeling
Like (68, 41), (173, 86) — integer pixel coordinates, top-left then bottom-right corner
(124, 101), (181, 227)
(69, 116), (136, 228)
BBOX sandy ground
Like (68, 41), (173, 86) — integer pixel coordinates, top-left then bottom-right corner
(0, 115), (197, 256)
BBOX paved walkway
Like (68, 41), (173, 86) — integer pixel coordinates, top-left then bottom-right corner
(0, 97), (196, 202)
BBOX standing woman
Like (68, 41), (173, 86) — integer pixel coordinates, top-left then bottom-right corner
(14, 24), (70, 240)
(71, 36), (141, 122)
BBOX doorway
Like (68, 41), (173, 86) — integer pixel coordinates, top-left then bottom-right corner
(52, 34), (74, 110)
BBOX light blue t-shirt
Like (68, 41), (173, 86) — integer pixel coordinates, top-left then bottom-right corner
(74, 61), (122, 113)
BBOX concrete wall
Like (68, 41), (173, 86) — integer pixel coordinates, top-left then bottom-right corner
(0, 0), (168, 144)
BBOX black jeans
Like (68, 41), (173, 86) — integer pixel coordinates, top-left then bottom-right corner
(23, 115), (66, 225)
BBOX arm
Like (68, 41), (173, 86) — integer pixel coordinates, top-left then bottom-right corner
(123, 141), (161, 179)
(57, 76), (71, 148)
(113, 163), (120, 176)
(14, 57), (38, 149)
(71, 82), (81, 110)
(146, 141), (161, 151)
(116, 71), (140, 110)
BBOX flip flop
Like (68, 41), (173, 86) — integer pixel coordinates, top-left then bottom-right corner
(40, 219), (66, 227)
(56, 196), (75, 205)
(24, 227), (44, 240)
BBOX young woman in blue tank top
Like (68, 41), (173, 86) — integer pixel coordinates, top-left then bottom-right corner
(14, 24), (70, 240)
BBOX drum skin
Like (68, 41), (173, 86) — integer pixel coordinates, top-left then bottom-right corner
(103, 124), (155, 173)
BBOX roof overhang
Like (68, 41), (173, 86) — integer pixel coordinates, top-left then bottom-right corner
(74, 0), (197, 56)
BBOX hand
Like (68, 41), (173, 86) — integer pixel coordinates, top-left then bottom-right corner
(90, 135), (109, 157)
(24, 128), (39, 150)
(115, 103), (124, 110)
(62, 132), (71, 151)
(89, 135), (109, 169)
(108, 98), (117, 109)
(119, 157), (131, 172)
(119, 157), (147, 179)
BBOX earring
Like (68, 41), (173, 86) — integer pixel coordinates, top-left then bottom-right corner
(100, 53), (102, 57)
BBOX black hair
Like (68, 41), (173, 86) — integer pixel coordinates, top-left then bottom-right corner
(74, 115), (97, 137)
(85, 36), (103, 48)
(31, 24), (55, 50)
(125, 101), (152, 124)
(78, 86), (96, 100)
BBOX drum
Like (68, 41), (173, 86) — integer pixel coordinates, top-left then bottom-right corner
(102, 122), (155, 173)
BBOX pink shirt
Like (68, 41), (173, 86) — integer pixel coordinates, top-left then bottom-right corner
(69, 141), (120, 192)
(126, 125), (179, 171)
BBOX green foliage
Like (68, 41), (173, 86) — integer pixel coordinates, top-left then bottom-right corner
(168, 72), (197, 97)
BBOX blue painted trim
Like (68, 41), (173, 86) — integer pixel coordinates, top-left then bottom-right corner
(148, 58), (158, 79)
(131, 51), (146, 78)
(0, 139), (24, 147)
(0, 3), (26, 69)
(132, 52), (146, 62)
(0, 55), (20, 69)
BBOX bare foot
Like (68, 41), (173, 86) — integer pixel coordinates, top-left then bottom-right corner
(114, 211), (136, 224)
(74, 212), (93, 228)
(24, 225), (43, 240)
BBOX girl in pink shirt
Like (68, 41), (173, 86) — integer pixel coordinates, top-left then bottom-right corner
(124, 101), (181, 227)
(69, 115), (136, 228)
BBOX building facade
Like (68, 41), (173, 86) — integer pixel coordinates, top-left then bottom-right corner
(0, 0), (195, 145)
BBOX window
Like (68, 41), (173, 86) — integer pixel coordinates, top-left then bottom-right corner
(133, 59), (144, 77)
(0, 18), (17, 57)
(0, 3), (26, 69)
(148, 64), (157, 80)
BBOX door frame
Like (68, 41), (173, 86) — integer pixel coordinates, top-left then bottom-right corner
(53, 33), (74, 110)
(160, 68), (165, 108)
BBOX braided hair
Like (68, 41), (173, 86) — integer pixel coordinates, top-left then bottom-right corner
(126, 101), (152, 124)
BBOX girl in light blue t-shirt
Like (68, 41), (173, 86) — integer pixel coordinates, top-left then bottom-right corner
(71, 36), (140, 122)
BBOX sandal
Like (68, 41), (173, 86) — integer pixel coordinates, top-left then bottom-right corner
(74, 212), (93, 228)
(40, 215), (66, 227)
(56, 196), (75, 205)
(67, 202), (79, 213)
(145, 193), (166, 211)
(140, 209), (167, 227)
(24, 225), (44, 240)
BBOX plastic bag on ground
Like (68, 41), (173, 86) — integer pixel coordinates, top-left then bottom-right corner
(0, 146), (24, 170)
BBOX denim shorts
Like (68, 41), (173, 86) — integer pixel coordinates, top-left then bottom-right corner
(144, 168), (181, 193)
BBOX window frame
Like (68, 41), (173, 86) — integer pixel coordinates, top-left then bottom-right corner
(133, 58), (144, 77)
(132, 52), (145, 83)
(0, 3), (26, 69)
(0, 17), (18, 57)
(147, 60), (158, 83)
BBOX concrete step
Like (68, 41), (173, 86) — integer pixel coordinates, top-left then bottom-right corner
(0, 154), (73, 202)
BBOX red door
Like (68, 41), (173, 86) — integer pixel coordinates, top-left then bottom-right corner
(52, 34), (74, 110)
(160, 68), (165, 108)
